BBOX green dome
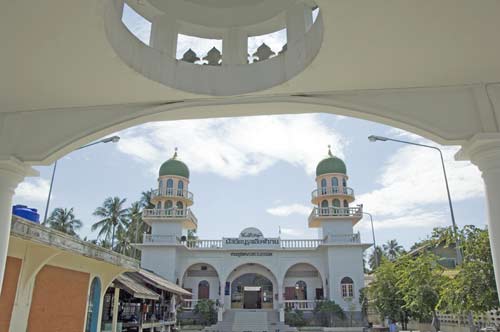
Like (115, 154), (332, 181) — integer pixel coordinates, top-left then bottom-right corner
(316, 147), (347, 176)
(159, 150), (190, 178)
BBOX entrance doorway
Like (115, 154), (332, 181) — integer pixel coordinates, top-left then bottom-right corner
(231, 273), (273, 309)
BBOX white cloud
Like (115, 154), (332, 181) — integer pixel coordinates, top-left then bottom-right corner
(356, 210), (448, 231)
(116, 114), (345, 179)
(356, 133), (484, 230)
(266, 204), (310, 217)
(280, 227), (318, 239)
(14, 178), (50, 203)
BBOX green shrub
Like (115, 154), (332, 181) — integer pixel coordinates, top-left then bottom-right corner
(193, 299), (217, 326)
(285, 309), (307, 327)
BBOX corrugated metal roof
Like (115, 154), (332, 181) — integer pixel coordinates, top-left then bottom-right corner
(115, 274), (160, 300)
(135, 269), (192, 296)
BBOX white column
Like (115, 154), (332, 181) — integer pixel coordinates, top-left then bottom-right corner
(150, 15), (178, 58)
(458, 133), (500, 299)
(277, 282), (284, 322)
(111, 287), (121, 332)
(223, 29), (248, 65)
(0, 158), (37, 292)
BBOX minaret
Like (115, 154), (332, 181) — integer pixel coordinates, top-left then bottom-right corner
(309, 146), (362, 239)
(143, 148), (197, 239)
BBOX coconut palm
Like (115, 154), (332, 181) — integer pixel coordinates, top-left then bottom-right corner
(91, 197), (129, 250)
(127, 201), (145, 258)
(368, 245), (386, 271)
(46, 207), (82, 236)
(383, 239), (404, 260)
(140, 189), (155, 209)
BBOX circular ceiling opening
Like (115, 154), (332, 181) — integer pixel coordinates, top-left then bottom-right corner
(104, 0), (323, 95)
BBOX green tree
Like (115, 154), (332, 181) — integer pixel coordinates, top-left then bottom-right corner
(369, 258), (404, 324)
(193, 299), (217, 326)
(45, 207), (82, 236)
(368, 246), (386, 271)
(91, 197), (129, 250)
(285, 309), (307, 327)
(383, 239), (404, 261)
(140, 189), (156, 209)
(439, 226), (498, 314)
(127, 201), (146, 258)
(314, 300), (345, 327)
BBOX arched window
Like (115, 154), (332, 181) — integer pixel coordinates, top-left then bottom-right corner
(295, 280), (307, 300)
(320, 178), (327, 194)
(343, 200), (349, 208)
(166, 200), (173, 215)
(340, 277), (354, 298)
(158, 179), (163, 194)
(176, 201), (184, 216)
(333, 199), (340, 207)
(177, 180), (184, 196)
(331, 177), (339, 190)
(85, 277), (101, 332)
(342, 178), (347, 187)
(198, 280), (210, 299)
(157, 201), (162, 209)
(166, 179), (174, 195)
(320, 200), (329, 216)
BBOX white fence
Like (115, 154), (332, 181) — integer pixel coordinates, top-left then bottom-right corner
(284, 300), (322, 311)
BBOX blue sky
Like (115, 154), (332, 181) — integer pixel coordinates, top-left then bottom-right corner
(13, 113), (486, 252)
(11, 6), (487, 254)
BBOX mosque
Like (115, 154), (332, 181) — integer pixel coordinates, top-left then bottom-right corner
(138, 148), (370, 322)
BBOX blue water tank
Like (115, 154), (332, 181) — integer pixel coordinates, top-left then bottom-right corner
(12, 205), (40, 223)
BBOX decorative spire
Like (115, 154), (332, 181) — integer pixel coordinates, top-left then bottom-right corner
(328, 145), (333, 157)
(173, 147), (178, 159)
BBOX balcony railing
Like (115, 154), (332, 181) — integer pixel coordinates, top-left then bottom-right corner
(185, 239), (223, 249)
(312, 186), (354, 199)
(280, 239), (324, 248)
(152, 188), (194, 200)
(143, 234), (179, 244)
(284, 300), (323, 311)
(143, 208), (198, 225)
(309, 206), (363, 219)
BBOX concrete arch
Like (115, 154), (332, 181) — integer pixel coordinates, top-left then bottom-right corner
(283, 262), (325, 302)
(179, 261), (221, 284)
(282, 261), (325, 286)
(180, 262), (221, 301)
(6, 83), (498, 165)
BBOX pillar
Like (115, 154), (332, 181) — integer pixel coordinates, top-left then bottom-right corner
(150, 15), (178, 58)
(286, 3), (312, 45)
(111, 287), (120, 332)
(0, 158), (37, 293)
(223, 29), (248, 65)
(457, 133), (500, 299)
(277, 281), (284, 322)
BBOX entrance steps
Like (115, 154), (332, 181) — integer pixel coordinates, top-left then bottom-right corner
(203, 309), (297, 332)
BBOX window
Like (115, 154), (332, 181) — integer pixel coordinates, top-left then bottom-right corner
(85, 277), (101, 332)
(166, 200), (173, 215)
(333, 199), (340, 207)
(177, 34), (222, 65)
(167, 179), (174, 195)
(331, 177), (339, 188)
(157, 201), (162, 209)
(248, 28), (287, 63)
(320, 200), (329, 216)
(321, 179), (327, 194)
(295, 280), (307, 300)
(341, 277), (354, 298)
(342, 178), (347, 187)
(178, 180), (184, 196)
(176, 201), (184, 216)
(198, 280), (210, 299)
(158, 179), (163, 193)
(121, 3), (151, 45)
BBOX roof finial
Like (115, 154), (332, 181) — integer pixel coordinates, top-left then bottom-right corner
(173, 147), (178, 159)
(328, 145), (333, 157)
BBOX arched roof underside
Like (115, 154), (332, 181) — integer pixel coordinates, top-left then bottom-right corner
(1, 1), (500, 164)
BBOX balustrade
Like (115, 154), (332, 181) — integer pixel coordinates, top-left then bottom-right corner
(326, 233), (361, 244)
(143, 234), (178, 244)
(312, 186), (354, 198)
(280, 239), (323, 248)
(310, 206), (362, 218)
(185, 239), (223, 249)
(284, 300), (321, 311)
(151, 188), (194, 200)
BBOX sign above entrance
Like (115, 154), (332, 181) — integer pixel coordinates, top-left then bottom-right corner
(239, 227), (264, 238)
(223, 228), (279, 249)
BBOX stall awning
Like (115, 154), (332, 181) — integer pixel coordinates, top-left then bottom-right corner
(132, 269), (192, 297)
(115, 274), (160, 300)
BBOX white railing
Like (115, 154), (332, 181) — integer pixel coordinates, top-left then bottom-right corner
(326, 233), (361, 244)
(143, 234), (179, 244)
(143, 208), (198, 225)
(437, 310), (500, 329)
(185, 239), (223, 249)
(280, 239), (324, 249)
(182, 299), (198, 310)
(284, 300), (322, 311)
(309, 206), (363, 219)
(312, 186), (354, 198)
(152, 188), (194, 200)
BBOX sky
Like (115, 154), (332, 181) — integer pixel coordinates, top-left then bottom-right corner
(11, 5), (487, 255)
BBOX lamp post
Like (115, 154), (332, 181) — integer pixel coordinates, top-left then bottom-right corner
(42, 136), (120, 224)
(367, 135), (463, 265)
(362, 210), (378, 268)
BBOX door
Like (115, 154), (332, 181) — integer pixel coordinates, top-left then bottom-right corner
(244, 290), (260, 309)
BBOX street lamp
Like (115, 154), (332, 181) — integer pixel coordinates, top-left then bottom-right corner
(362, 210), (379, 268)
(42, 136), (120, 224)
(367, 134), (463, 265)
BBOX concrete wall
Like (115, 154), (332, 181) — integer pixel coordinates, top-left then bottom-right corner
(0, 257), (22, 332)
(27, 265), (90, 332)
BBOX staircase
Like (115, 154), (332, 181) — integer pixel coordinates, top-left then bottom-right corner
(203, 310), (297, 332)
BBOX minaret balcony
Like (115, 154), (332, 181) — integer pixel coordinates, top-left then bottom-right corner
(311, 186), (355, 204)
(308, 205), (363, 227)
(142, 208), (197, 229)
(150, 188), (194, 205)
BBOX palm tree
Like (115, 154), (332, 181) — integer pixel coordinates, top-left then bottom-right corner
(127, 201), (145, 258)
(91, 197), (129, 250)
(368, 245), (386, 271)
(45, 207), (82, 236)
(383, 239), (404, 260)
(140, 189), (155, 209)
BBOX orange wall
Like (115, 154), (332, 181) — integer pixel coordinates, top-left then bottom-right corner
(0, 257), (22, 332)
(28, 265), (90, 332)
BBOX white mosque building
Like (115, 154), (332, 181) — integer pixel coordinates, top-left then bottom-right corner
(138, 148), (370, 323)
